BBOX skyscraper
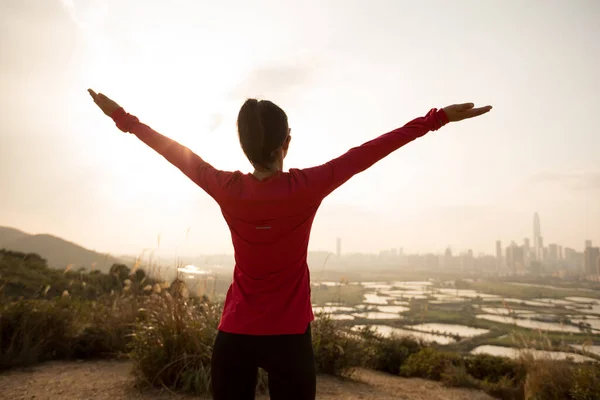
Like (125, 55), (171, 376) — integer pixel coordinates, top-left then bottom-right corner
(336, 238), (341, 258)
(533, 212), (541, 261)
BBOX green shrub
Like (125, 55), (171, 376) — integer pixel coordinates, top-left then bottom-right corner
(400, 347), (460, 381)
(464, 353), (526, 384)
(480, 376), (525, 400)
(362, 332), (422, 375)
(0, 298), (81, 369)
(569, 363), (600, 400)
(524, 358), (574, 400)
(439, 355), (526, 400)
(311, 314), (365, 376)
(73, 296), (141, 359)
(441, 363), (480, 389)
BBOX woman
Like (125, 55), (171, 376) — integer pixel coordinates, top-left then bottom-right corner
(88, 89), (491, 400)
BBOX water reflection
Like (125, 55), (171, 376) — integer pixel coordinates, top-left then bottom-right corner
(177, 265), (213, 276)
(353, 312), (401, 320)
(471, 345), (595, 363)
(364, 293), (392, 305)
(312, 306), (355, 313)
(377, 305), (410, 313)
(479, 307), (535, 316)
(565, 297), (600, 304)
(570, 345), (600, 357)
(407, 323), (489, 338)
(476, 314), (583, 333)
(352, 324), (456, 344)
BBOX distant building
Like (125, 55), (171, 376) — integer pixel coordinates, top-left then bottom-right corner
(557, 245), (563, 261)
(584, 247), (600, 275)
(533, 212), (542, 261)
(506, 242), (524, 275)
(564, 247), (577, 269)
(523, 238), (531, 266)
(495, 240), (502, 270)
(585, 240), (593, 249)
(548, 244), (559, 265)
(336, 238), (341, 258)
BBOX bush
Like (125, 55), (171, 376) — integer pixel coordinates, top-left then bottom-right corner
(524, 358), (574, 400)
(0, 298), (81, 369)
(480, 376), (525, 400)
(441, 361), (525, 400)
(464, 353), (526, 384)
(73, 296), (141, 359)
(361, 330), (422, 375)
(522, 358), (600, 400)
(311, 314), (366, 376)
(569, 363), (600, 400)
(441, 363), (480, 389)
(400, 347), (460, 381)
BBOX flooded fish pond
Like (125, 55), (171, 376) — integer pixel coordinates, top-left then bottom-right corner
(311, 278), (600, 361)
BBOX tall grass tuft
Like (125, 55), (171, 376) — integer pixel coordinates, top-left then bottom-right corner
(128, 294), (220, 394)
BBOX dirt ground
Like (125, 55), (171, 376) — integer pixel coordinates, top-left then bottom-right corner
(0, 360), (494, 400)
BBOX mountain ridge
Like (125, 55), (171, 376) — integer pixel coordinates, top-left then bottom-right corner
(0, 226), (120, 272)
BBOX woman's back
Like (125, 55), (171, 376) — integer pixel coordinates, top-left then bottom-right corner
(218, 170), (322, 334)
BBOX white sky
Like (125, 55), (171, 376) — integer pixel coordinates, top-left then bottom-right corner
(1, 0), (599, 257)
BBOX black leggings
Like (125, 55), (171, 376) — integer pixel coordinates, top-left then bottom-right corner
(211, 324), (316, 400)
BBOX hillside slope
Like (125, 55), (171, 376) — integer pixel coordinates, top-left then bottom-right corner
(0, 226), (119, 272)
(0, 226), (29, 247)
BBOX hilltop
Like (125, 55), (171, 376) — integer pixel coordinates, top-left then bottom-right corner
(0, 226), (120, 272)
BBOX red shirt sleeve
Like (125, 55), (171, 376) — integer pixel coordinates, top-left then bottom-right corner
(293, 108), (449, 199)
(110, 107), (232, 199)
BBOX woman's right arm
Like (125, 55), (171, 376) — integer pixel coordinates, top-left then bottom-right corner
(88, 89), (232, 199)
(296, 103), (491, 199)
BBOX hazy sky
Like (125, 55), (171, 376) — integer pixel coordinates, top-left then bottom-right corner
(1, 0), (599, 257)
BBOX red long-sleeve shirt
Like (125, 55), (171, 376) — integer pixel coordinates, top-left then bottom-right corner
(111, 107), (449, 335)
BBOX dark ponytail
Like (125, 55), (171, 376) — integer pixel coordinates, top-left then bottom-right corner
(237, 98), (288, 170)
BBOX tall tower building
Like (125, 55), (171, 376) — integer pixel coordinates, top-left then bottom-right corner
(336, 238), (341, 258)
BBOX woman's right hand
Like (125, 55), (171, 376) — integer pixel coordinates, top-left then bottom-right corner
(443, 103), (492, 122)
(88, 89), (122, 117)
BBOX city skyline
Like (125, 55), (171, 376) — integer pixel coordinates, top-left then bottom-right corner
(2, 211), (596, 259)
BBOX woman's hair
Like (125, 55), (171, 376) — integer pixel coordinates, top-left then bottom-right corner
(237, 99), (289, 170)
